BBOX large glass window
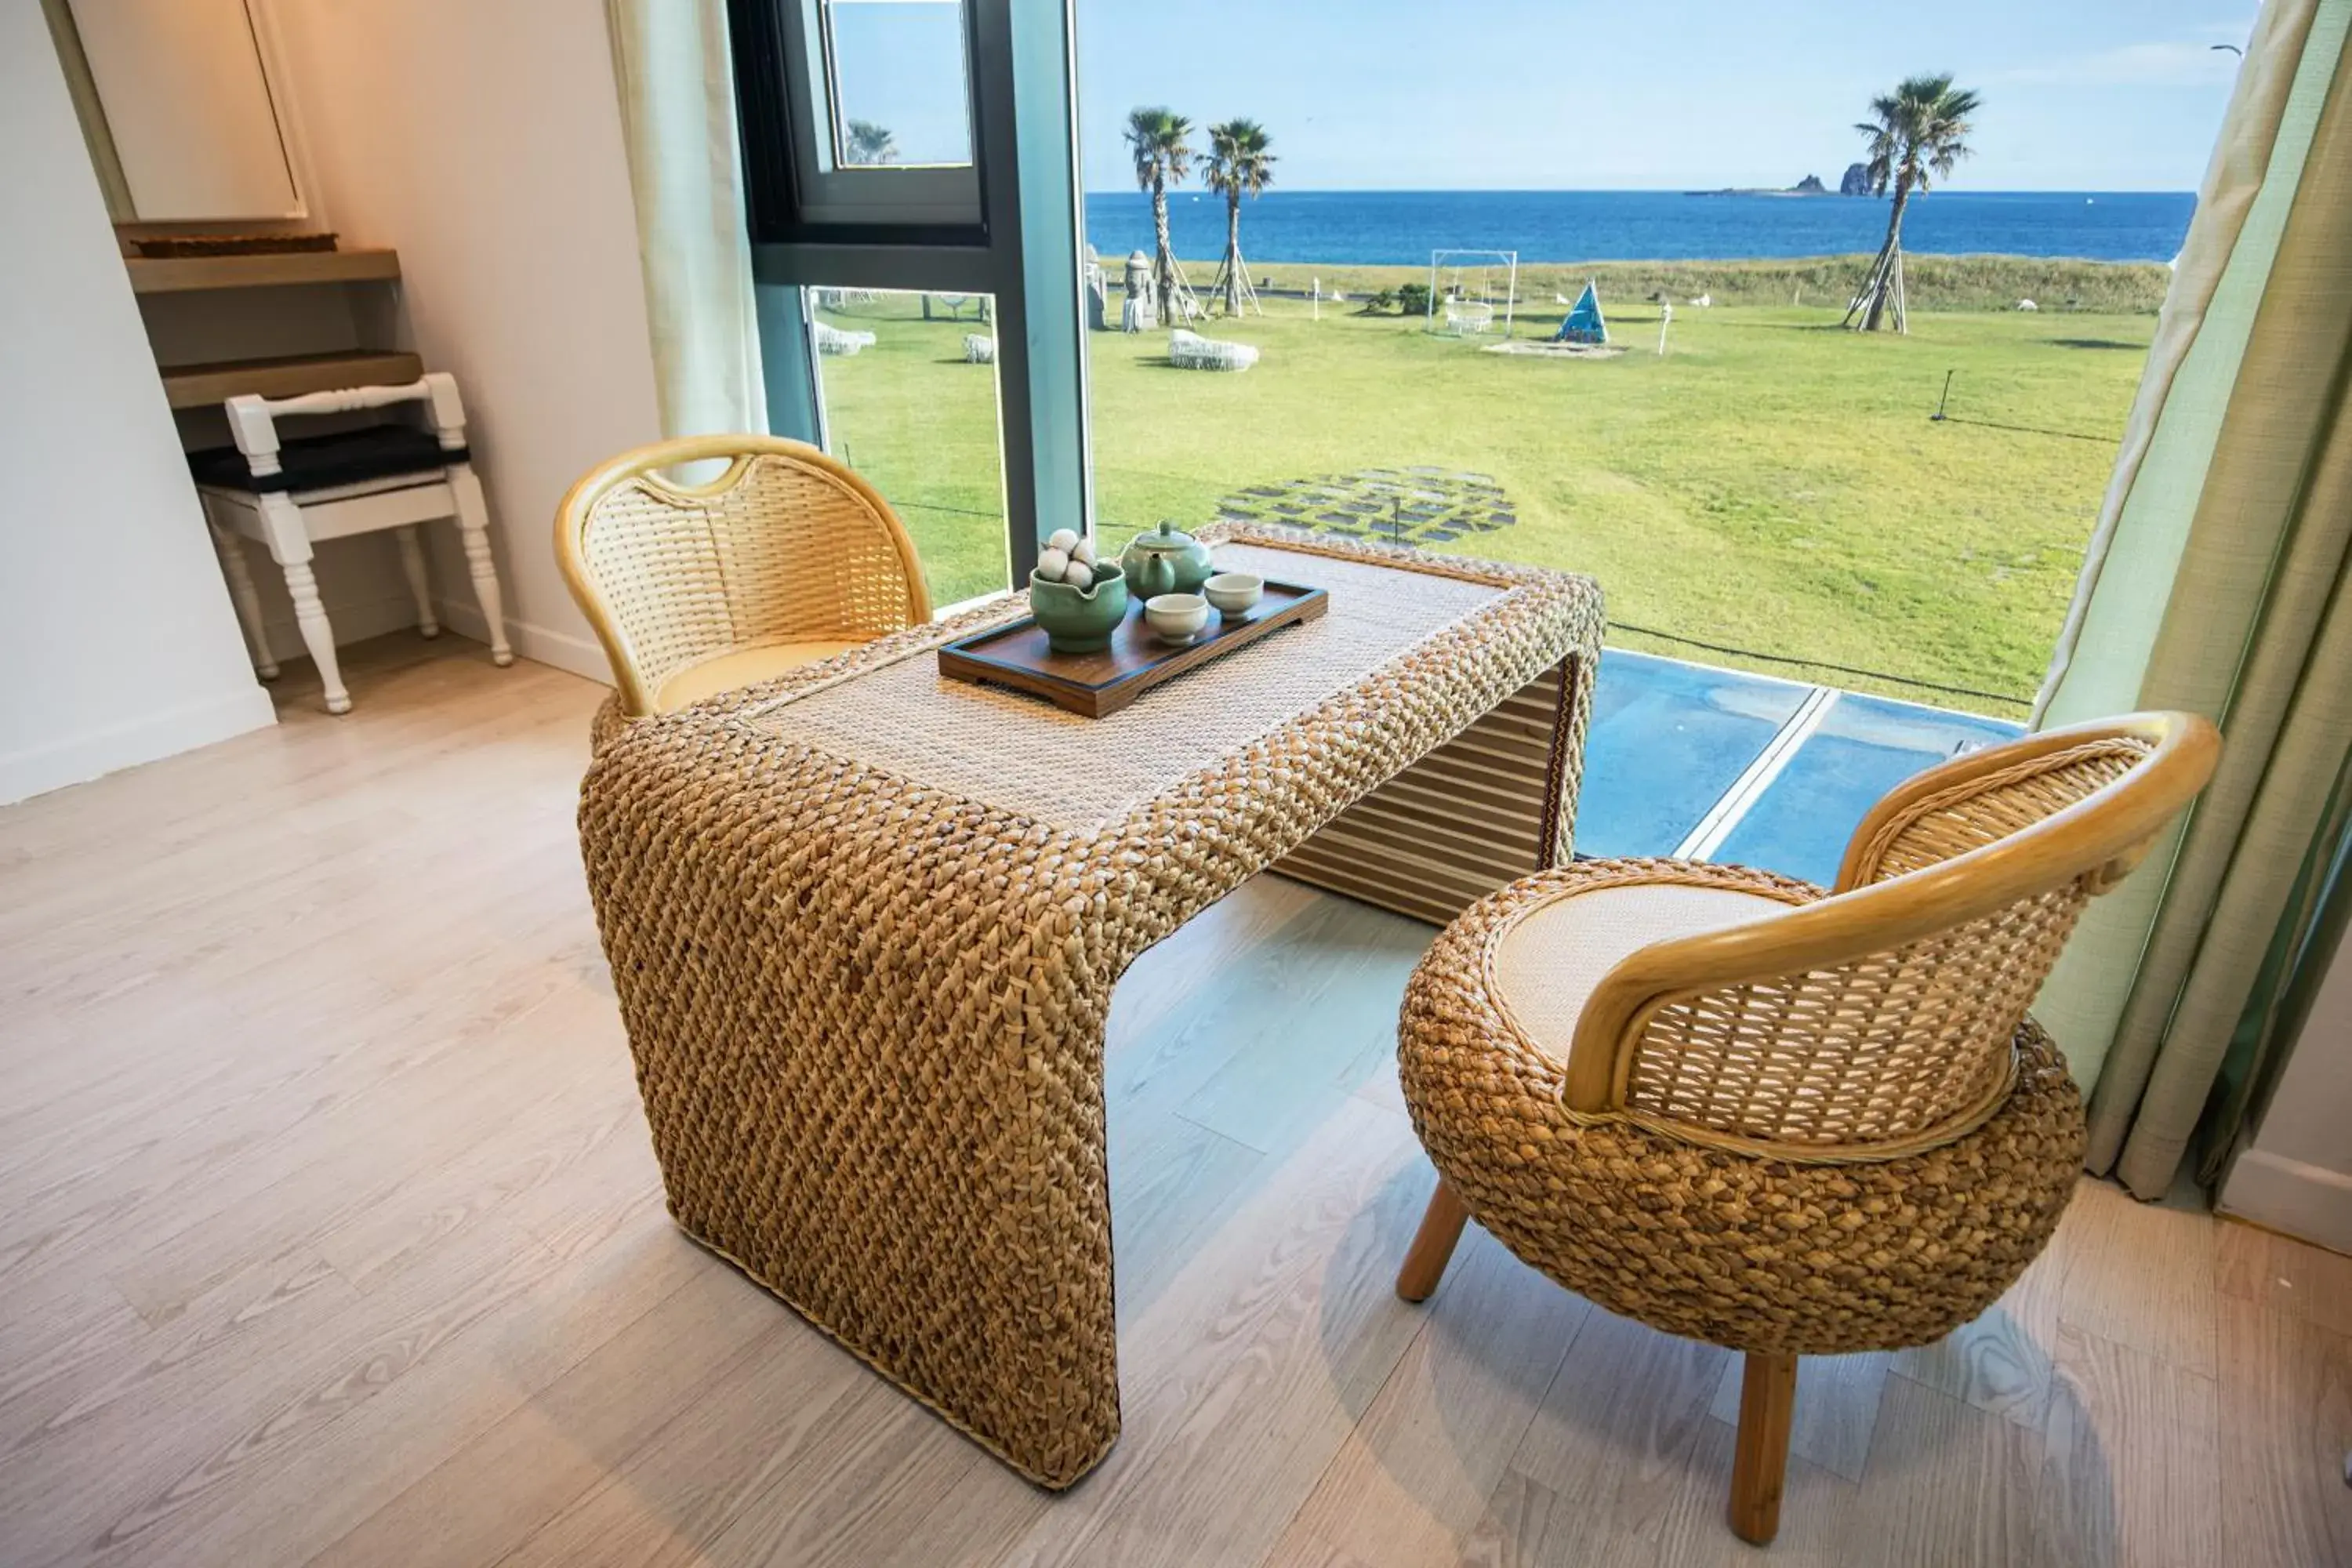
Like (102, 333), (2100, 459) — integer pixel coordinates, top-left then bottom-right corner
(737, 0), (1085, 586)
(804, 286), (1011, 609)
(1063, 2), (2236, 878)
(1069, 9), (2227, 726)
(822, 0), (975, 169)
(765, 0), (982, 227)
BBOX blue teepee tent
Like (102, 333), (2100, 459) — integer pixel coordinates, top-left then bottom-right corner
(1550, 281), (1608, 345)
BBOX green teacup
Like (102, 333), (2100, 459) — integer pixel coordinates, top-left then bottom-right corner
(1030, 561), (1130, 654)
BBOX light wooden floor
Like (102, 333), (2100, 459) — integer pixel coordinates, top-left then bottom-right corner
(3, 637), (2347, 1568)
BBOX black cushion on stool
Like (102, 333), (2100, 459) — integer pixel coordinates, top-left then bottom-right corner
(187, 425), (470, 495)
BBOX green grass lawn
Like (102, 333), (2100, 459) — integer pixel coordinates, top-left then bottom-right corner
(814, 287), (2152, 715)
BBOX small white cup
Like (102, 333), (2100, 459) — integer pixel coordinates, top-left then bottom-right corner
(1144, 593), (1210, 645)
(1203, 572), (1264, 615)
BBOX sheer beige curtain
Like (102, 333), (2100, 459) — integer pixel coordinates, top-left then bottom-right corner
(2033, 0), (2327, 724)
(604, 0), (766, 441)
(2034, 2), (2352, 1197)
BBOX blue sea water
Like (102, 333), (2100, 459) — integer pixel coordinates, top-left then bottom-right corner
(1082, 189), (2194, 267)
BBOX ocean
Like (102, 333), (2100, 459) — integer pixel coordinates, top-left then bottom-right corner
(1080, 189), (2195, 268)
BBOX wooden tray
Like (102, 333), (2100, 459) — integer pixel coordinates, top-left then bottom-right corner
(939, 580), (1328, 717)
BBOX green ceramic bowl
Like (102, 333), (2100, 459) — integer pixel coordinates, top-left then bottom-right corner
(1030, 561), (1130, 654)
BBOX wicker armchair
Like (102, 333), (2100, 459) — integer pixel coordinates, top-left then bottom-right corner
(554, 435), (931, 721)
(1393, 711), (2219, 1544)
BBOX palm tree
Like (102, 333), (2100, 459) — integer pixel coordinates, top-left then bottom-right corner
(846, 119), (898, 165)
(1844, 74), (1980, 333)
(1204, 120), (1276, 316)
(1124, 107), (1193, 322)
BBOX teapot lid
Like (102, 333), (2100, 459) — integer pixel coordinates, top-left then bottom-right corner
(1130, 520), (1196, 554)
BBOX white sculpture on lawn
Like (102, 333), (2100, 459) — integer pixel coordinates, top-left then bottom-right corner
(1121, 249), (1158, 332)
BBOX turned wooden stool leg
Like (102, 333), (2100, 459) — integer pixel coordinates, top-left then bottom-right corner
(1730, 1350), (1798, 1545)
(1396, 1177), (1469, 1301)
(209, 519), (278, 680)
(449, 466), (514, 666)
(396, 525), (440, 638)
(255, 494), (349, 715)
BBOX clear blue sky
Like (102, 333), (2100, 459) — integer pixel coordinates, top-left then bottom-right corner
(1071, 0), (2254, 192)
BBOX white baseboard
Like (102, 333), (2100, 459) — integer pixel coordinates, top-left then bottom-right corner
(432, 594), (612, 687)
(0, 684), (278, 806)
(2219, 1149), (2352, 1254)
(0, 589), (607, 807)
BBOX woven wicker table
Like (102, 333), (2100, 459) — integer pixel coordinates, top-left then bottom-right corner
(576, 524), (1604, 1488)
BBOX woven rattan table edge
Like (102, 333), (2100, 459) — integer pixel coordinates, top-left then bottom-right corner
(674, 1228), (1118, 1490)
(630, 525), (1602, 862)
(688, 521), (1595, 733)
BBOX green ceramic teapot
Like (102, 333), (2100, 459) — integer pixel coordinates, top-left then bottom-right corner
(1118, 521), (1217, 600)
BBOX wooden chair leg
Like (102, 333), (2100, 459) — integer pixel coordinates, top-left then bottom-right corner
(209, 521), (278, 680)
(1729, 1350), (1798, 1546)
(449, 465), (514, 666)
(256, 494), (348, 714)
(281, 559), (350, 715)
(1396, 1178), (1469, 1301)
(396, 525), (440, 638)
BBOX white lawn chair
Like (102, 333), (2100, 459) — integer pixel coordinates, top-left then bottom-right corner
(813, 321), (877, 356)
(1168, 328), (1259, 372)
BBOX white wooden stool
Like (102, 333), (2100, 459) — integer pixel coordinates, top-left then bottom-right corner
(194, 372), (513, 714)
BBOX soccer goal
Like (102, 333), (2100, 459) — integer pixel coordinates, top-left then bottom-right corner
(1427, 249), (1519, 339)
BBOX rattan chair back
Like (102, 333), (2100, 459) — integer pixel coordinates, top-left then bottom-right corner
(1560, 711), (2220, 1162)
(556, 435), (931, 717)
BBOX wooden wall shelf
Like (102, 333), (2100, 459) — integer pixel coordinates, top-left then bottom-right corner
(161, 350), (424, 410)
(128, 248), (401, 296)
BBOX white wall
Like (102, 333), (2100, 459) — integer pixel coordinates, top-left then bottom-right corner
(267, 0), (662, 681)
(2220, 919), (2352, 1253)
(0, 6), (276, 804)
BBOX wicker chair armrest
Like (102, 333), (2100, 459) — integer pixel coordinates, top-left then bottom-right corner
(1563, 865), (2012, 1123)
(1565, 715), (2215, 1125)
(1831, 712), (2206, 891)
(1552, 860), (1820, 1116)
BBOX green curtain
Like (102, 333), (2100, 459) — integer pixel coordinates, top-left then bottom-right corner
(604, 0), (767, 441)
(2033, 0), (2343, 1091)
(2034, 0), (2329, 740)
(2033, 9), (2352, 1199)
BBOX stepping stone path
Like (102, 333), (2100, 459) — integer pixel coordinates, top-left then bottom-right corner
(1214, 467), (1519, 547)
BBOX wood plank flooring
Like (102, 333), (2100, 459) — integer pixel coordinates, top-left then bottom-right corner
(2, 637), (2346, 1567)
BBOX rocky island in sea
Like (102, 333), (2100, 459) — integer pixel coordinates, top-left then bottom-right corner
(1686, 172), (1854, 197)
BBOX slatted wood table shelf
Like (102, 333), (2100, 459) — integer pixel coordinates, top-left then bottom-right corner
(577, 524), (1603, 1490)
